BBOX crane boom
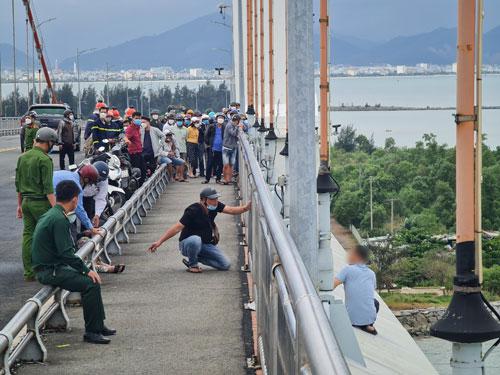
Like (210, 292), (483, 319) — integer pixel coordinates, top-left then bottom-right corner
(22, 0), (57, 103)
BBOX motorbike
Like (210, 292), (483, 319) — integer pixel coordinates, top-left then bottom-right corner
(107, 140), (142, 199)
(72, 141), (127, 219)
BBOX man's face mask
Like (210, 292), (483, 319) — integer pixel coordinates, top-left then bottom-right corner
(185, 120), (192, 126)
(133, 119), (142, 126)
(99, 112), (107, 120)
(65, 211), (77, 224)
(202, 120), (209, 125)
(177, 121), (183, 127)
(168, 119), (175, 125)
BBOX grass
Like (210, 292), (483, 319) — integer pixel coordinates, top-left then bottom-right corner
(379, 293), (452, 310)
(380, 291), (500, 310)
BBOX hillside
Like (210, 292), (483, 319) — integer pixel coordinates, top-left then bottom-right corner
(0, 43), (27, 70)
(60, 13), (232, 71)
(60, 17), (500, 70)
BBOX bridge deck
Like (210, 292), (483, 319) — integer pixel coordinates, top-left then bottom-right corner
(19, 180), (246, 375)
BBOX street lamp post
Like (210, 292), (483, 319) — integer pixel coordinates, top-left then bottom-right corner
(76, 48), (96, 118)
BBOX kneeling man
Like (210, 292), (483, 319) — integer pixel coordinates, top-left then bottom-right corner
(32, 180), (115, 344)
(148, 187), (251, 273)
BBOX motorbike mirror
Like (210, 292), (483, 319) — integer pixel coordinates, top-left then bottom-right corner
(98, 146), (105, 153)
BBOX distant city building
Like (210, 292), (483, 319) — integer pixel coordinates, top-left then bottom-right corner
(396, 65), (407, 74)
(189, 68), (203, 78)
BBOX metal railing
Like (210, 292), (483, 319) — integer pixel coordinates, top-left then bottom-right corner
(238, 134), (350, 375)
(0, 118), (21, 136)
(0, 165), (169, 375)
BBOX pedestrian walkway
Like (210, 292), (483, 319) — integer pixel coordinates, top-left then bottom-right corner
(19, 179), (246, 375)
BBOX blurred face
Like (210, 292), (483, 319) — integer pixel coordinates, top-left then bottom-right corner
(152, 113), (159, 120)
(99, 109), (107, 119)
(347, 248), (362, 265)
(142, 120), (151, 129)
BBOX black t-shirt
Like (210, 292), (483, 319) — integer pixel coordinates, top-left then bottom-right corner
(179, 202), (226, 244)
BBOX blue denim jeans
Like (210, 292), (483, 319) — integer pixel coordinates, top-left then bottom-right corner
(179, 235), (231, 270)
(222, 147), (237, 166)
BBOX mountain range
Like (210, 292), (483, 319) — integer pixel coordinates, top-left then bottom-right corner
(0, 43), (27, 70)
(2, 12), (499, 71)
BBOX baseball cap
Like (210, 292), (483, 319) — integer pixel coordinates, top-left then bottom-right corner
(200, 187), (221, 200)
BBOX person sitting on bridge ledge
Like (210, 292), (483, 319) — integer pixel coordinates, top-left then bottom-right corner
(32, 180), (115, 344)
(334, 245), (380, 335)
(147, 187), (251, 273)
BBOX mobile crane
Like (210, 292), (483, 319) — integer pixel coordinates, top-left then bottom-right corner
(22, 0), (57, 103)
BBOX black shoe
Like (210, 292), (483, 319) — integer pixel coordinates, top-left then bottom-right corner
(83, 332), (111, 344)
(101, 326), (117, 336)
(201, 180), (209, 184)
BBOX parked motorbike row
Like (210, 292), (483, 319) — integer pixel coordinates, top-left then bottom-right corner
(70, 137), (142, 222)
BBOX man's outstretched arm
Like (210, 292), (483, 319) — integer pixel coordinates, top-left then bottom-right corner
(148, 222), (184, 252)
(222, 201), (252, 215)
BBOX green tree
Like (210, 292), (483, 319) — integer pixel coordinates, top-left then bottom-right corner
(335, 125), (357, 152)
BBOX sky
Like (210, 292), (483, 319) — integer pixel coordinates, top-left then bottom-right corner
(0, 0), (499, 62)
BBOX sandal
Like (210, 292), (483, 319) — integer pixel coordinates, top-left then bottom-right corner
(354, 325), (378, 335)
(113, 264), (126, 273)
(186, 266), (202, 273)
(182, 259), (190, 268)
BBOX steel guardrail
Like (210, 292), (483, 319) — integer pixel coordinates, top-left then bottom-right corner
(238, 133), (350, 375)
(0, 118), (21, 137)
(0, 164), (169, 375)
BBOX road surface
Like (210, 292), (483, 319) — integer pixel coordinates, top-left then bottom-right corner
(0, 135), (83, 328)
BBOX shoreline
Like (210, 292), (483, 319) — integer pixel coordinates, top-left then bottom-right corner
(394, 302), (500, 337)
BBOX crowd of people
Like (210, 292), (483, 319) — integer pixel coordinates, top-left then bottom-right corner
(82, 100), (249, 185)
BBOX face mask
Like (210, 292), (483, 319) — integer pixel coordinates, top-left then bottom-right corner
(99, 112), (107, 120)
(217, 118), (224, 124)
(177, 121), (183, 127)
(168, 119), (175, 125)
(194, 123), (200, 128)
(133, 119), (142, 126)
(152, 115), (159, 120)
(66, 211), (77, 224)
(69, 115), (74, 120)
(207, 204), (217, 211)
(25, 118), (32, 125)
(202, 120), (209, 125)
(185, 120), (191, 126)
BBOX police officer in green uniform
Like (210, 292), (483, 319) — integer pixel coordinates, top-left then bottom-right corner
(32, 180), (115, 344)
(23, 111), (40, 152)
(15, 127), (58, 281)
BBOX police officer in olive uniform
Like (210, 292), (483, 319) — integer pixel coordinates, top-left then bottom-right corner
(32, 180), (115, 344)
(23, 111), (40, 152)
(15, 127), (58, 281)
